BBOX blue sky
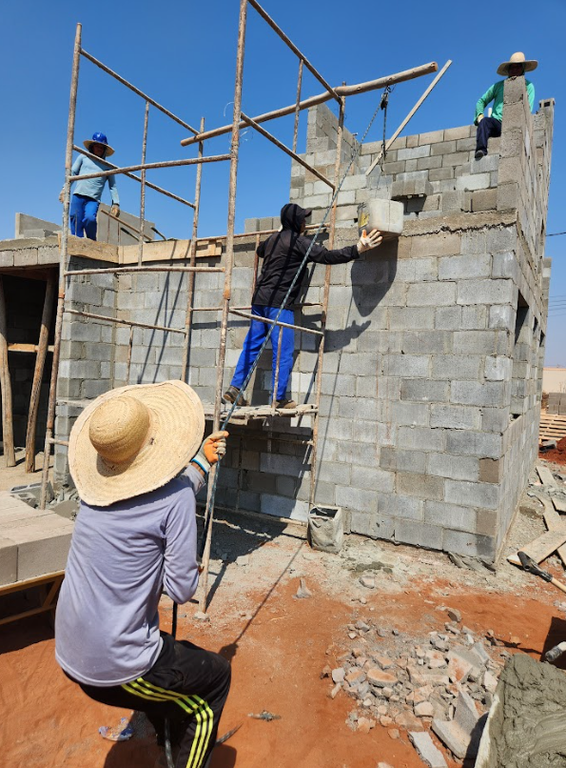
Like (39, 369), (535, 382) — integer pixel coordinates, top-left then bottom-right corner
(1, 0), (564, 363)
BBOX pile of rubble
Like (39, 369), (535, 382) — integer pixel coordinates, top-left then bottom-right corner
(324, 606), (510, 763)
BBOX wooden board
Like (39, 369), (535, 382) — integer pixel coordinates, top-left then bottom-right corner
(537, 464), (558, 487)
(507, 529), (566, 566)
(539, 413), (566, 442)
(543, 504), (566, 568)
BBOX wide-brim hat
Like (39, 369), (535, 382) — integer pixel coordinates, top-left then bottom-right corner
(497, 51), (538, 76)
(83, 139), (115, 157)
(68, 381), (205, 507)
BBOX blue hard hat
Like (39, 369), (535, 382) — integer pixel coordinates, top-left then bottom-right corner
(92, 132), (109, 145)
(83, 131), (115, 156)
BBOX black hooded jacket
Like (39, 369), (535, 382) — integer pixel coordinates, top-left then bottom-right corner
(251, 203), (359, 308)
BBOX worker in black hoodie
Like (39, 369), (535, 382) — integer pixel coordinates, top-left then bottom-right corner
(223, 203), (382, 409)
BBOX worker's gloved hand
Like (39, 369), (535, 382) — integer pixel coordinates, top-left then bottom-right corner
(357, 228), (383, 253)
(191, 430), (229, 475)
(476, 114), (484, 125)
(59, 190), (64, 204)
(110, 204), (120, 218)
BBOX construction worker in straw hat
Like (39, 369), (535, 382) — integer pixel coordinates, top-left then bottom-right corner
(474, 51), (538, 160)
(59, 131), (120, 240)
(54, 381), (230, 768)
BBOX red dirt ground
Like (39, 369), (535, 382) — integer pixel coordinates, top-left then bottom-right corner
(540, 435), (566, 465)
(1, 563), (563, 768)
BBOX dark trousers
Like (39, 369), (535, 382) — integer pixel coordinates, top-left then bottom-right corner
(71, 633), (231, 768)
(475, 116), (501, 154)
(70, 193), (100, 239)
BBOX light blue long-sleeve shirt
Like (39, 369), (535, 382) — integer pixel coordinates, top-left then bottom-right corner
(475, 78), (535, 124)
(71, 154), (120, 205)
(55, 464), (204, 686)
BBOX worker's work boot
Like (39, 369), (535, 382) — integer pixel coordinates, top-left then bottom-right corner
(474, 149), (486, 160)
(275, 398), (297, 410)
(222, 386), (248, 406)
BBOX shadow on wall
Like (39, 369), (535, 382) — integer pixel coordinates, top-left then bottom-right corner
(350, 238), (398, 317)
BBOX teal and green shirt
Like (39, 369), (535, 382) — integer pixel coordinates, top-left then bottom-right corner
(475, 78), (535, 124)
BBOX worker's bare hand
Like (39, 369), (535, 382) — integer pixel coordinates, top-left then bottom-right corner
(357, 228), (383, 253)
(477, 114), (484, 124)
(59, 190), (65, 204)
(110, 204), (120, 218)
(203, 430), (229, 465)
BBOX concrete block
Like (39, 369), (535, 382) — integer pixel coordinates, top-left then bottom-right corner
(260, 494), (308, 521)
(484, 356), (512, 381)
(358, 199), (404, 238)
(457, 278), (514, 306)
(445, 480), (500, 510)
(0, 537), (17, 586)
(407, 282), (456, 307)
(398, 426), (445, 452)
(489, 305), (515, 329)
(479, 458), (503, 483)
(461, 305), (488, 330)
(390, 401), (429, 427)
(443, 151), (473, 166)
(351, 466), (395, 493)
(388, 307), (435, 330)
(432, 690), (481, 759)
(401, 379), (448, 402)
(424, 500), (476, 530)
(446, 430), (502, 459)
(402, 331), (452, 354)
(453, 330), (508, 355)
(381, 447), (427, 474)
(3, 516), (74, 580)
(431, 140), (457, 156)
(430, 404), (481, 430)
(384, 354), (430, 377)
(396, 520), (443, 551)
(397, 145), (430, 160)
(456, 173), (491, 191)
(471, 188), (497, 211)
(439, 254), (491, 280)
(396, 472), (444, 500)
(451, 380), (507, 407)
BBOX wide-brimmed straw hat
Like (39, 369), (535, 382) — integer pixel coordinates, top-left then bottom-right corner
(68, 381), (205, 507)
(83, 131), (115, 157)
(497, 51), (538, 77)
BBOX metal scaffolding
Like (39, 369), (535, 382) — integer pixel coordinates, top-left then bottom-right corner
(37, 3), (438, 610)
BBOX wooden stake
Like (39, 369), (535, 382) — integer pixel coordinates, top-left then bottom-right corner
(0, 276), (15, 467)
(25, 276), (56, 473)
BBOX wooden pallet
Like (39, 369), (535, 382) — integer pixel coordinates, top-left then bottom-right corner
(539, 412), (566, 442)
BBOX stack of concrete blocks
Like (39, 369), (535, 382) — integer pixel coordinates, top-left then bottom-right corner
(0, 492), (73, 585)
(547, 393), (566, 416)
(52, 77), (553, 563)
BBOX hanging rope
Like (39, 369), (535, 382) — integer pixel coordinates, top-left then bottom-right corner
(380, 86), (391, 165)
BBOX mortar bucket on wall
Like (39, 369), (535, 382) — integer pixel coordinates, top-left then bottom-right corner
(308, 506), (344, 554)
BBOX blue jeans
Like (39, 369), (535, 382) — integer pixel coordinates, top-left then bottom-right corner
(231, 305), (294, 400)
(70, 194), (100, 239)
(476, 116), (501, 154)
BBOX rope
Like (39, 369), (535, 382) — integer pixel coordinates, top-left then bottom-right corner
(198, 95), (390, 560)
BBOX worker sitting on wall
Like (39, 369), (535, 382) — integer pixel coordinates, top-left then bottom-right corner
(59, 131), (120, 240)
(222, 203), (382, 409)
(474, 51), (537, 160)
(55, 380), (231, 768)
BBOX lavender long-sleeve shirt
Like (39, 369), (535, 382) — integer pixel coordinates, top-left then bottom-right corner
(55, 465), (204, 686)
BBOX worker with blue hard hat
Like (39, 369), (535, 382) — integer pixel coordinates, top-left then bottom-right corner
(60, 132), (120, 240)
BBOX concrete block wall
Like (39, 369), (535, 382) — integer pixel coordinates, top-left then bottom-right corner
(52, 78), (553, 563)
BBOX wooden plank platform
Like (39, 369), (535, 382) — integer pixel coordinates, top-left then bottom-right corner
(0, 570), (64, 627)
(203, 402), (317, 426)
(539, 412), (566, 442)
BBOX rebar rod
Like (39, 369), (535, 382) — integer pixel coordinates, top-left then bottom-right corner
(70, 154), (230, 181)
(74, 146), (196, 208)
(138, 101), (150, 266)
(247, 0), (339, 102)
(182, 116), (205, 382)
(180, 62), (438, 147)
(81, 48), (199, 135)
(40, 22), (82, 509)
(199, 0), (248, 614)
(241, 112), (334, 188)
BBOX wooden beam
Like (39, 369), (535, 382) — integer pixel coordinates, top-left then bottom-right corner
(8, 343), (55, 353)
(0, 276), (15, 467)
(25, 276), (56, 473)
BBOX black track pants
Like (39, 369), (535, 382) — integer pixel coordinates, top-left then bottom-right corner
(71, 633), (231, 768)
